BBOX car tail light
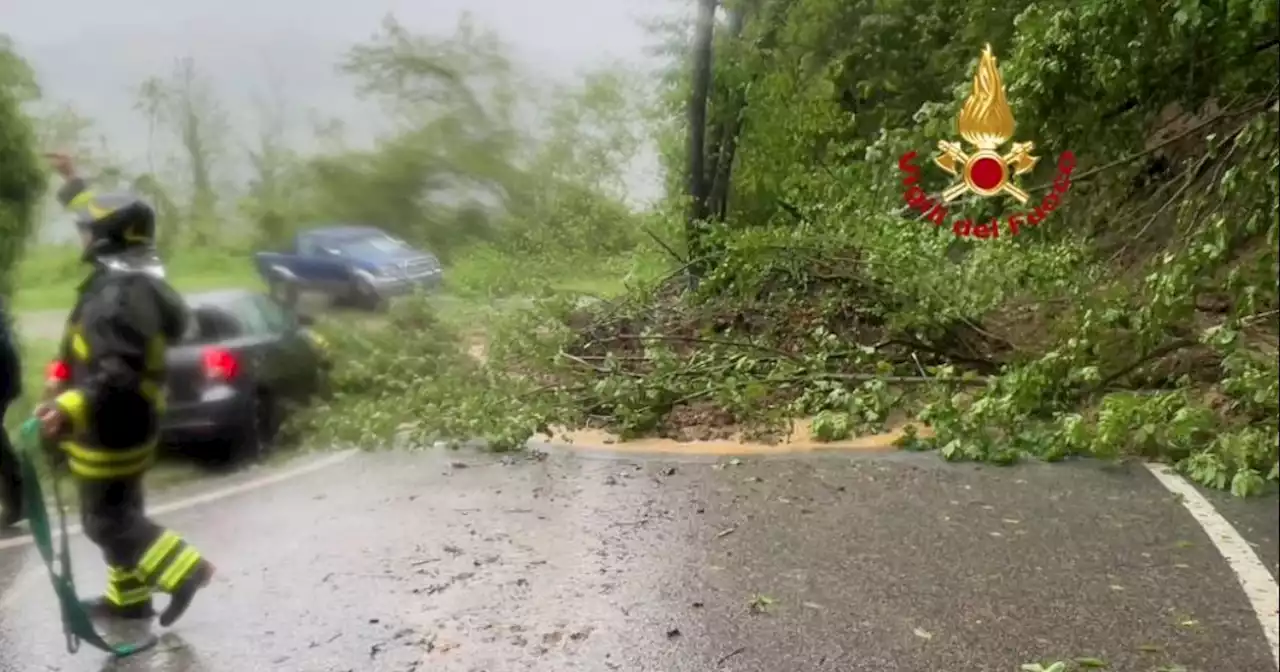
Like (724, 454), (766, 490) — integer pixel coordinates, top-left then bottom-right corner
(46, 359), (70, 383)
(202, 347), (239, 381)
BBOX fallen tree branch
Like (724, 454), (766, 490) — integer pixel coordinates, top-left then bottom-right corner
(594, 333), (802, 360)
(1093, 338), (1198, 392)
(1104, 144), (1221, 265)
(813, 372), (989, 385)
(558, 349), (993, 386)
(874, 337), (1003, 373)
(777, 198), (810, 224)
(1030, 94), (1278, 194)
(1241, 309), (1279, 325)
(642, 226), (686, 263)
(556, 351), (645, 378)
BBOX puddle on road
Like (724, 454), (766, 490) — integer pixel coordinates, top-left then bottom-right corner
(544, 419), (934, 456)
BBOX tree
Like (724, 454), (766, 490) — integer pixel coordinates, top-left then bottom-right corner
(704, 0), (760, 223)
(33, 102), (127, 185)
(502, 65), (649, 258)
(0, 37), (47, 298)
(239, 68), (308, 247)
(685, 0), (718, 275)
(135, 57), (232, 246)
(305, 14), (530, 259)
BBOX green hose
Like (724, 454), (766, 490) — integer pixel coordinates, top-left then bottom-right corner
(16, 418), (158, 658)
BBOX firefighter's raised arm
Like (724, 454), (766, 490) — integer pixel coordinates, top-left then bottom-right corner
(46, 152), (91, 208)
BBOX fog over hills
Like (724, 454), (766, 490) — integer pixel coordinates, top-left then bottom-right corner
(2, 0), (665, 217)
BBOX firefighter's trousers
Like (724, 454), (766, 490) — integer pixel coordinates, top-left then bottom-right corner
(78, 476), (206, 610)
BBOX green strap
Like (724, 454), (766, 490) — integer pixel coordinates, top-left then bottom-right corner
(16, 418), (158, 658)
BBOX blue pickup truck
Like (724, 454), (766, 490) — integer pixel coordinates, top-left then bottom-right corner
(253, 226), (444, 311)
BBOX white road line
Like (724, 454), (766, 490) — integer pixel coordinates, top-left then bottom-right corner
(1145, 462), (1280, 667)
(0, 449), (359, 610)
(0, 449), (357, 552)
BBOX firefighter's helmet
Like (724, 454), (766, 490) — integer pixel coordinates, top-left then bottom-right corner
(69, 190), (157, 261)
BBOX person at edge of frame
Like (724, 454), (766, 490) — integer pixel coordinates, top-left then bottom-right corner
(0, 296), (24, 529)
(33, 153), (216, 626)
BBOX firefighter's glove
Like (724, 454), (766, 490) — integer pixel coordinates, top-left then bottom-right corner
(34, 402), (70, 441)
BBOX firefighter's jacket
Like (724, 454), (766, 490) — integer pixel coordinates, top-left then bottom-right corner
(52, 267), (189, 479)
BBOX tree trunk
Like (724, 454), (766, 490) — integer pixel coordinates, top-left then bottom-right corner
(685, 0), (718, 277)
(706, 4), (751, 222)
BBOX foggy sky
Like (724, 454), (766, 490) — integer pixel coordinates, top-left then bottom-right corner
(2, 0), (665, 179)
(2, 0), (673, 239)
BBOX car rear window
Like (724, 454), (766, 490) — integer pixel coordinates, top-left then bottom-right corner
(222, 295), (292, 336)
(182, 308), (242, 344)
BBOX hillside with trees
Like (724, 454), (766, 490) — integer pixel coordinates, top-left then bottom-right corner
(2, 1), (1277, 496)
(299, 0), (1277, 498)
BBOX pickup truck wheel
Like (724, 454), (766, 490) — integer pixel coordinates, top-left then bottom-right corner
(352, 279), (387, 312)
(269, 277), (299, 310)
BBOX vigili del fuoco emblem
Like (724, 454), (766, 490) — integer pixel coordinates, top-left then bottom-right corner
(934, 43), (1037, 204)
(897, 44), (1076, 239)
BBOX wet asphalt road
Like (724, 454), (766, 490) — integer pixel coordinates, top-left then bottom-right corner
(1, 447), (1277, 672)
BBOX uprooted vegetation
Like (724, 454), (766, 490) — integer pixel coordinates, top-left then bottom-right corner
(291, 1), (1278, 496)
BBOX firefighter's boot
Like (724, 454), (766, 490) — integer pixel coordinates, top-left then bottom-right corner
(80, 596), (156, 621)
(83, 566), (156, 620)
(159, 558), (215, 627)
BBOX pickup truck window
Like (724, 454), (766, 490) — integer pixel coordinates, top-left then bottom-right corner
(341, 235), (410, 257)
(297, 236), (322, 256)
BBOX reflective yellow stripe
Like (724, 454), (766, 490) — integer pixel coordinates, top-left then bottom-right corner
(53, 390), (88, 435)
(106, 566), (135, 581)
(62, 439), (155, 479)
(146, 335), (165, 372)
(159, 547), (202, 592)
(61, 441), (154, 465)
(139, 532), (182, 577)
(67, 453), (154, 479)
(86, 201), (114, 220)
(70, 332), (89, 361)
(67, 190), (97, 210)
(141, 380), (163, 401)
(104, 584), (152, 606)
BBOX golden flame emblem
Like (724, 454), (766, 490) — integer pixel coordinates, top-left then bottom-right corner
(934, 44), (1038, 204)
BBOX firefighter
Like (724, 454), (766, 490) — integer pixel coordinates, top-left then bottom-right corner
(34, 154), (215, 625)
(1, 297), (23, 529)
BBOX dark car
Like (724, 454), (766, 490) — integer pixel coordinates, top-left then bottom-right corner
(253, 225), (443, 311)
(158, 289), (330, 462)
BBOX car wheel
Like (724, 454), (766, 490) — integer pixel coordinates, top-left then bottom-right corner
(235, 390), (281, 462)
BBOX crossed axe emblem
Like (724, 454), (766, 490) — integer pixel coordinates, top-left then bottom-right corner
(933, 141), (1038, 205)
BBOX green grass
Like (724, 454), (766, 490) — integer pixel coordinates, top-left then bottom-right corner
(11, 244), (262, 313)
(4, 337), (59, 433)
